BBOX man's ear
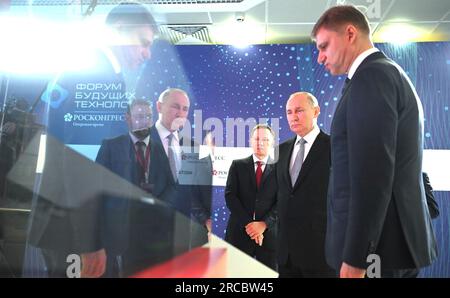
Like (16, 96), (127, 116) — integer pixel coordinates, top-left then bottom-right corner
(314, 106), (321, 118)
(346, 24), (357, 43)
(156, 101), (162, 113)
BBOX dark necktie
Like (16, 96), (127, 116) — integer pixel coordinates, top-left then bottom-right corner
(255, 161), (263, 188)
(136, 141), (146, 183)
(341, 77), (351, 95)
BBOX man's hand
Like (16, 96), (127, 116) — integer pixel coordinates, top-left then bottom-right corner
(205, 218), (212, 233)
(205, 218), (212, 242)
(81, 248), (106, 278)
(245, 221), (267, 239)
(255, 234), (264, 246)
(340, 262), (366, 278)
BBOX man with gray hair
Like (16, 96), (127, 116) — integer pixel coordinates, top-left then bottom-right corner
(149, 88), (212, 234)
(275, 92), (334, 277)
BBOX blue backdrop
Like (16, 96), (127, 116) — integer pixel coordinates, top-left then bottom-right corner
(3, 41), (449, 277)
(138, 41), (449, 277)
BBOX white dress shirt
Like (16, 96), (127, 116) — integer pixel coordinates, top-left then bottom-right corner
(289, 124), (321, 171)
(155, 120), (181, 156)
(347, 47), (379, 79)
(252, 154), (270, 173)
(155, 120), (182, 171)
(129, 132), (150, 147)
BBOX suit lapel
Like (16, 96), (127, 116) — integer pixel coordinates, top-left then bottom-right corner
(119, 134), (137, 184)
(283, 137), (297, 190)
(336, 52), (387, 118)
(354, 51), (387, 77)
(245, 156), (257, 191)
(341, 52), (387, 97)
(260, 157), (274, 189)
(150, 125), (163, 147)
(292, 131), (326, 190)
(150, 125), (176, 184)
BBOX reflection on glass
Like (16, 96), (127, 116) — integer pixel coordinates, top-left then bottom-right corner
(0, 2), (278, 279)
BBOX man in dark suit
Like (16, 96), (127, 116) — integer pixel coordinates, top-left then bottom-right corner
(311, 5), (437, 278)
(225, 124), (278, 270)
(26, 2), (159, 278)
(94, 99), (162, 277)
(276, 92), (335, 278)
(149, 88), (212, 231)
(96, 89), (212, 277)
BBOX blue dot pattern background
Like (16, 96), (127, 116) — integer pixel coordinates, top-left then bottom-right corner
(136, 41), (450, 277)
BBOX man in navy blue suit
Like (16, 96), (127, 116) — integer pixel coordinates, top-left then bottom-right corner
(95, 99), (175, 277)
(95, 103), (153, 221)
(149, 88), (212, 231)
(311, 5), (437, 278)
(95, 89), (212, 277)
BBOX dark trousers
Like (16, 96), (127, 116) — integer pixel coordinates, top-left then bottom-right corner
(278, 256), (336, 278)
(254, 246), (277, 271)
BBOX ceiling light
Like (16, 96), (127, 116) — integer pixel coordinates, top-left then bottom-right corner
(375, 23), (426, 45)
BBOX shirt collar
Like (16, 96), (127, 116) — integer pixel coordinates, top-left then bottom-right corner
(253, 154), (269, 165)
(129, 132), (150, 146)
(156, 119), (180, 142)
(296, 124), (320, 145)
(348, 47), (379, 79)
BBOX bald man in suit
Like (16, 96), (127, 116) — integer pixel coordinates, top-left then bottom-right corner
(276, 92), (334, 278)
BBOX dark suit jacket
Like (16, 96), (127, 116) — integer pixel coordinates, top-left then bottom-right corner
(95, 133), (163, 256)
(326, 51), (438, 270)
(95, 133), (188, 275)
(276, 131), (332, 270)
(423, 172), (439, 219)
(224, 155), (277, 253)
(96, 134), (142, 186)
